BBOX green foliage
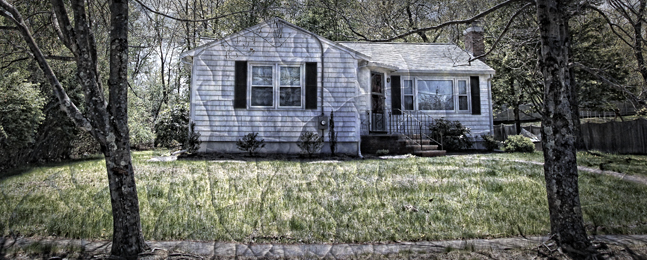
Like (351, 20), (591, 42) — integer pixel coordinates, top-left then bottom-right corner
(0, 71), (45, 169)
(481, 134), (500, 151)
(127, 89), (155, 149)
(571, 15), (629, 112)
(376, 149), (389, 155)
(236, 132), (265, 156)
(297, 131), (324, 157)
(428, 118), (473, 151)
(294, 0), (351, 41)
(154, 104), (192, 150)
(503, 135), (535, 153)
(185, 122), (201, 153)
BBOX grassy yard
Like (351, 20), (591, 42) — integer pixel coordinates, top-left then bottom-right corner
(482, 150), (647, 178)
(1, 151), (646, 244)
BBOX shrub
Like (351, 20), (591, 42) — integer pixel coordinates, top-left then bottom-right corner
(376, 149), (389, 155)
(185, 122), (201, 153)
(481, 134), (500, 151)
(236, 132), (265, 156)
(503, 135), (535, 153)
(297, 131), (324, 158)
(154, 104), (200, 152)
(428, 118), (473, 151)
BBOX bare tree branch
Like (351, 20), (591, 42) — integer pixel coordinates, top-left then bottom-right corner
(585, 4), (635, 47)
(131, 0), (252, 23)
(471, 2), (533, 62)
(370, 0), (531, 42)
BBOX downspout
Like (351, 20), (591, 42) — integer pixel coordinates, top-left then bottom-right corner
(488, 74), (494, 135)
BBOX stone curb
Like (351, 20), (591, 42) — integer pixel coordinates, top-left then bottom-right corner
(2, 235), (647, 259)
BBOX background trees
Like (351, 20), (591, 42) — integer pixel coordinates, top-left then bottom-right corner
(2, 0), (646, 258)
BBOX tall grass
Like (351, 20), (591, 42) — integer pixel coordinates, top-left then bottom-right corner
(1, 151), (646, 243)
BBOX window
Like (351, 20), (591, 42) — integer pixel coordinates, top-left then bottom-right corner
(251, 66), (273, 106)
(418, 80), (454, 110)
(249, 63), (304, 109)
(279, 67), (301, 106)
(401, 77), (471, 112)
(458, 80), (469, 111)
(403, 80), (414, 110)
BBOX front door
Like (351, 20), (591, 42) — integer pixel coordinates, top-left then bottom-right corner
(370, 72), (386, 132)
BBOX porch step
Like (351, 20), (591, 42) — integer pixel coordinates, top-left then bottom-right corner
(401, 139), (431, 145)
(407, 144), (439, 151)
(414, 150), (447, 157)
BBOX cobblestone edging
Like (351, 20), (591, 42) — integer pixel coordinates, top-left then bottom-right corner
(2, 235), (646, 259)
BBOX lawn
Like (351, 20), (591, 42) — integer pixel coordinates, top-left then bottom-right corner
(1, 151), (646, 243)
(482, 150), (647, 178)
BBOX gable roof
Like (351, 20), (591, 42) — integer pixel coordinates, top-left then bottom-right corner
(180, 17), (370, 62)
(339, 42), (495, 75)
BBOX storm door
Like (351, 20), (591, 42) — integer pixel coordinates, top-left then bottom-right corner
(370, 72), (386, 132)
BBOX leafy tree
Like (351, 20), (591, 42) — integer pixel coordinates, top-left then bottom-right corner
(0, 70), (45, 170)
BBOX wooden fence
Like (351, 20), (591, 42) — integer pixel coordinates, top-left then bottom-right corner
(493, 124), (541, 141)
(495, 119), (647, 154)
(581, 119), (647, 154)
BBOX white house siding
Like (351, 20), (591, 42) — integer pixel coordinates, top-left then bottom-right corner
(190, 22), (362, 154)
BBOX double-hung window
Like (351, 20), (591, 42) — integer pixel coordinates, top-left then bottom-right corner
(403, 80), (414, 110)
(249, 63), (304, 109)
(401, 77), (471, 112)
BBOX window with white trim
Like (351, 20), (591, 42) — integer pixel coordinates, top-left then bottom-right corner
(249, 63), (304, 109)
(401, 77), (470, 112)
(403, 79), (414, 110)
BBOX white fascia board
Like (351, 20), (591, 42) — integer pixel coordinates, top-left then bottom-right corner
(394, 69), (496, 75)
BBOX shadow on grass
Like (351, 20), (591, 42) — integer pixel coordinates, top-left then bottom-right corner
(0, 155), (104, 182)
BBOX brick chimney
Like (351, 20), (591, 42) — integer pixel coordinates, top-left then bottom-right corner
(464, 21), (485, 61)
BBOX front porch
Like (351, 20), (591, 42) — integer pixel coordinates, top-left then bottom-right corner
(360, 109), (446, 157)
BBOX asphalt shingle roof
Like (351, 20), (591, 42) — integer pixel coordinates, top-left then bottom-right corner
(338, 42), (495, 74)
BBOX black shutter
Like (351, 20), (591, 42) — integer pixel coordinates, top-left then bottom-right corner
(234, 61), (247, 109)
(470, 76), (481, 115)
(391, 76), (401, 115)
(305, 62), (317, 109)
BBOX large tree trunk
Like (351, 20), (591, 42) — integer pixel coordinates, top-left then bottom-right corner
(536, 0), (592, 257)
(106, 0), (148, 257)
(0, 0), (148, 258)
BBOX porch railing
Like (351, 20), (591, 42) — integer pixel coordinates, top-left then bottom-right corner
(388, 109), (433, 136)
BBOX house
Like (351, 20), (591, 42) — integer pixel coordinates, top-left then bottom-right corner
(180, 18), (495, 155)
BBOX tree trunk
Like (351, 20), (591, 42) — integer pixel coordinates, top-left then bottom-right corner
(107, 0), (149, 257)
(536, 0), (592, 257)
(514, 105), (521, 135)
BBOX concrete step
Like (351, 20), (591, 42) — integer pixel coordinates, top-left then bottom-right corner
(407, 144), (439, 151)
(414, 150), (447, 157)
(401, 139), (431, 145)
